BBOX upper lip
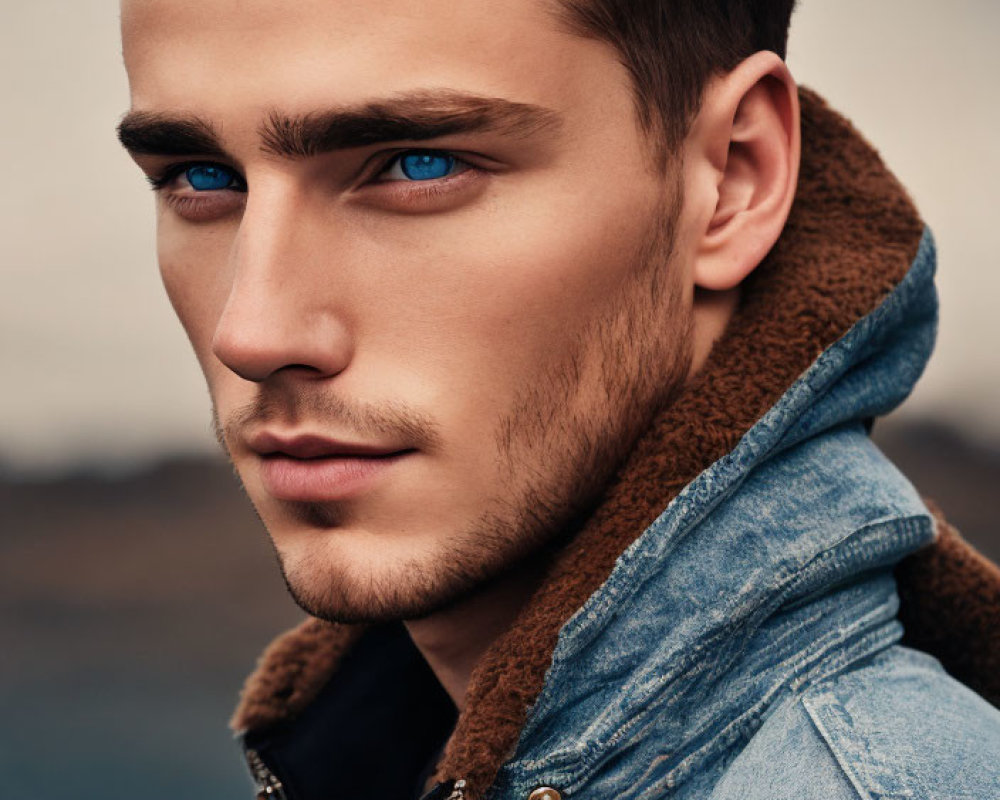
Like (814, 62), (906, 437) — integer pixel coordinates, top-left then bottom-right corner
(247, 431), (409, 460)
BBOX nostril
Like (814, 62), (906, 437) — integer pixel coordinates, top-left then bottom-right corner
(209, 265), (355, 381)
(281, 364), (327, 374)
(211, 319), (355, 383)
(272, 363), (337, 381)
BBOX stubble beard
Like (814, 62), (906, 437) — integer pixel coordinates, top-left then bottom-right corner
(222, 184), (693, 625)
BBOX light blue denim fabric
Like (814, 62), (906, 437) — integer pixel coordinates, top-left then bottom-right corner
(487, 230), (1000, 800)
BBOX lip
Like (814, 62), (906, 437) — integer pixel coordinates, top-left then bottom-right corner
(248, 431), (407, 460)
(248, 432), (414, 502)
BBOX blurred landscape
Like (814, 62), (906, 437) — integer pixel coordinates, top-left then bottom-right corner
(0, 456), (300, 799)
(1, 417), (997, 800)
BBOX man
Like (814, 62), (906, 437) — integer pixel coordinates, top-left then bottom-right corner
(117, 1), (1000, 798)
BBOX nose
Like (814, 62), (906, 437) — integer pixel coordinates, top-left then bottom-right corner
(211, 184), (354, 383)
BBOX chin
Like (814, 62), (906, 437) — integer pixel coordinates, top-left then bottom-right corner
(276, 542), (479, 625)
(264, 498), (556, 625)
(263, 513), (477, 624)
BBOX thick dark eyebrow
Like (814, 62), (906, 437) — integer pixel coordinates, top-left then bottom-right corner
(259, 90), (563, 157)
(116, 91), (562, 161)
(117, 111), (227, 158)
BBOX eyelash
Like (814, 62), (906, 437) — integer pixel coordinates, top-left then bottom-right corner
(147, 150), (476, 195)
(146, 150), (484, 221)
(146, 162), (246, 192)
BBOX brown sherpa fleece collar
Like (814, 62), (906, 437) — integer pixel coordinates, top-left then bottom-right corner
(231, 88), (1000, 797)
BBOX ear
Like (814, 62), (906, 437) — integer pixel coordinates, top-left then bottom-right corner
(687, 51), (800, 291)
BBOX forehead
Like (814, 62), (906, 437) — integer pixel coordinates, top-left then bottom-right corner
(121, 0), (619, 121)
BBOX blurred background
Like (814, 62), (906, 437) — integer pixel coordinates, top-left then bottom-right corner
(1, 1), (997, 798)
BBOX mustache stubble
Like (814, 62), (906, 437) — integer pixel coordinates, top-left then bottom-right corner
(212, 386), (444, 455)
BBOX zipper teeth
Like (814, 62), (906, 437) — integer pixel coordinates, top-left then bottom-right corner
(244, 748), (288, 800)
(246, 747), (463, 800)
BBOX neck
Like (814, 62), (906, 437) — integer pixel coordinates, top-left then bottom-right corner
(407, 286), (742, 711)
(405, 556), (552, 711)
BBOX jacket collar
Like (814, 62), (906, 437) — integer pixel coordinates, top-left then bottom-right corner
(488, 231), (938, 795)
(231, 88), (1000, 798)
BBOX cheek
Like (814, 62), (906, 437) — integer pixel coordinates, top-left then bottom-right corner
(156, 213), (235, 366)
(369, 180), (664, 389)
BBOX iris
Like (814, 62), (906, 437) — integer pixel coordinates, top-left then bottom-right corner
(399, 153), (456, 181)
(186, 165), (237, 191)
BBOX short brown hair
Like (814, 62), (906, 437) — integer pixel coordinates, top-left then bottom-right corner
(554, 0), (797, 150)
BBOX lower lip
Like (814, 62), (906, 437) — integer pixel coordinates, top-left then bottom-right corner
(259, 452), (411, 502)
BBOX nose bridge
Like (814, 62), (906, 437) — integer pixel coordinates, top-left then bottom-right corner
(232, 180), (304, 302)
(212, 177), (353, 382)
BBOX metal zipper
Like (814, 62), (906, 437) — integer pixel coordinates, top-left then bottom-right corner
(244, 747), (289, 800)
(421, 778), (468, 800)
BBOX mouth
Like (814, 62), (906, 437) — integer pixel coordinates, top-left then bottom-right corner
(247, 432), (416, 502)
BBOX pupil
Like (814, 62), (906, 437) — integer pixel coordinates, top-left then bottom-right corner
(400, 153), (454, 181)
(187, 166), (232, 191)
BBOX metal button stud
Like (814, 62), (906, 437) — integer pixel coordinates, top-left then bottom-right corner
(528, 788), (562, 800)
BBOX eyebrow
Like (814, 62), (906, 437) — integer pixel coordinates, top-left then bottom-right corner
(117, 90), (562, 159)
(116, 112), (227, 158)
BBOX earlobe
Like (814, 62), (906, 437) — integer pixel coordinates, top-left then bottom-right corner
(691, 52), (801, 292)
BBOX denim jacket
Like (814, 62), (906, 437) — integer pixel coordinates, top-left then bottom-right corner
(233, 90), (1000, 800)
(484, 231), (1000, 800)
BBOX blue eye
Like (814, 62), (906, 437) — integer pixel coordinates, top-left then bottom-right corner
(381, 151), (469, 182)
(400, 153), (455, 180)
(185, 164), (239, 191)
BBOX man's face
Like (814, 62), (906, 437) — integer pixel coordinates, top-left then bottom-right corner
(121, 0), (696, 622)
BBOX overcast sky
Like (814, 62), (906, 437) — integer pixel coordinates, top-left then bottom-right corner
(1, 0), (998, 475)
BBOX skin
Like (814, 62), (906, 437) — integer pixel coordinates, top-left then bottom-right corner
(120, 0), (800, 711)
